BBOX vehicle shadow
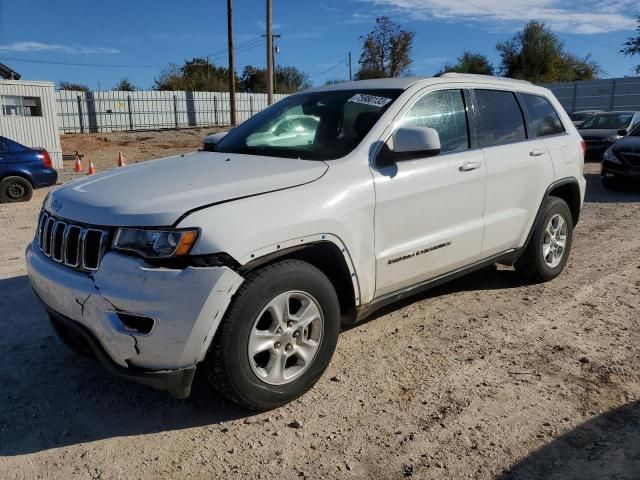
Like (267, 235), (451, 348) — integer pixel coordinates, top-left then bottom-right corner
(584, 173), (640, 204)
(0, 275), (247, 456)
(354, 263), (528, 325)
(497, 401), (640, 479)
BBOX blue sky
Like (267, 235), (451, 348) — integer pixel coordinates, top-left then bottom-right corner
(0, 0), (638, 90)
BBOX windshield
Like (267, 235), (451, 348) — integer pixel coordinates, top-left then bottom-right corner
(579, 113), (633, 130)
(215, 89), (403, 160)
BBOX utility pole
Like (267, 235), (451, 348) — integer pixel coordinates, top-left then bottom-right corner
(227, 0), (237, 126)
(262, 33), (281, 94)
(348, 52), (352, 81)
(266, 0), (274, 104)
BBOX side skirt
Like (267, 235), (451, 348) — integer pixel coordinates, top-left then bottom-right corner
(348, 248), (521, 324)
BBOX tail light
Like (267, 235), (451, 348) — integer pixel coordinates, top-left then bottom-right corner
(580, 139), (586, 159)
(38, 150), (53, 168)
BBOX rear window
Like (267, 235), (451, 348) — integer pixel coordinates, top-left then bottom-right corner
(569, 112), (594, 122)
(521, 93), (565, 137)
(474, 90), (527, 148)
(580, 113), (633, 130)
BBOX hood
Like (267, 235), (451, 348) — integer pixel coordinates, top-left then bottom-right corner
(579, 128), (626, 140)
(612, 135), (640, 154)
(45, 151), (328, 226)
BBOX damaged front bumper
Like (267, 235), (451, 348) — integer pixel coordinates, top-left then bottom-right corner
(26, 241), (244, 398)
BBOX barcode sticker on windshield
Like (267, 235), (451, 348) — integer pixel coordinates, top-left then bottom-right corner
(348, 94), (392, 108)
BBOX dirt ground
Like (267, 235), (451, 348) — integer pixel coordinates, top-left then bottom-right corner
(1, 130), (640, 480)
(57, 128), (217, 183)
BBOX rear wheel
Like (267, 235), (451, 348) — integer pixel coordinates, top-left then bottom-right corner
(0, 176), (33, 203)
(516, 196), (573, 282)
(207, 259), (341, 411)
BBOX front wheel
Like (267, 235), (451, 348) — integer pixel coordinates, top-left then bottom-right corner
(0, 176), (33, 203)
(207, 259), (341, 410)
(516, 196), (573, 282)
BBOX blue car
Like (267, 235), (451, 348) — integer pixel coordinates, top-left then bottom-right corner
(0, 136), (58, 203)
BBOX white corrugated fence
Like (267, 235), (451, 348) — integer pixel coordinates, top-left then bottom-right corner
(56, 90), (289, 134)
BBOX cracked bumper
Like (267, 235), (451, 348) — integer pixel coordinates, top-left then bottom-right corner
(26, 241), (244, 375)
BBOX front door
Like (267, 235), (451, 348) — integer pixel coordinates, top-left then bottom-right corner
(371, 88), (486, 297)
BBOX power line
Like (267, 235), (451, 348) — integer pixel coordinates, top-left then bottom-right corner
(309, 57), (348, 78)
(0, 56), (160, 68)
(207, 38), (265, 64)
(204, 36), (264, 60)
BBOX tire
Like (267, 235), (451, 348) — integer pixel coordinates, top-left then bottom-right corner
(516, 196), (573, 283)
(207, 259), (341, 411)
(601, 175), (618, 190)
(0, 176), (33, 203)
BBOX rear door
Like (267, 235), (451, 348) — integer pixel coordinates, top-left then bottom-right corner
(519, 92), (578, 185)
(371, 88), (486, 297)
(472, 88), (554, 256)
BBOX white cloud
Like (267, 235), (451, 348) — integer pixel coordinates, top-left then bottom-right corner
(0, 41), (119, 55)
(357, 0), (637, 34)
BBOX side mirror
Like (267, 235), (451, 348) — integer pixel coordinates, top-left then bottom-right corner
(379, 127), (441, 165)
(202, 131), (228, 151)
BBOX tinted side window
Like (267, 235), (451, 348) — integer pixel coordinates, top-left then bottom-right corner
(522, 93), (565, 137)
(0, 141), (6, 153)
(474, 90), (526, 147)
(400, 89), (469, 154)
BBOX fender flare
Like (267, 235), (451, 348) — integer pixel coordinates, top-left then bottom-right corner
(239, 233), (362, 307)
(523, 177), (581, 250)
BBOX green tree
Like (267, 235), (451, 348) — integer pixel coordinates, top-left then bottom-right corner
(154, 58), (235, 91)
(58, 81), (90, 92)
(497, 21), (601, 82)
(113, 77), (136, 91)
(240, 65), (310, 93)
(621, 16), (640, 75)
(356, 16), (415, 80)
(441, 52), (494, 75)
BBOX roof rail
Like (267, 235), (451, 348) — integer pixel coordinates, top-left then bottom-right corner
(433, 72), (532, 85)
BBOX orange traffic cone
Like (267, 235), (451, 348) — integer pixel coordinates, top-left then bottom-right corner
(87, 159), (96, 175)
(73, 154), (83, 173)
(118, 152), (126, 167)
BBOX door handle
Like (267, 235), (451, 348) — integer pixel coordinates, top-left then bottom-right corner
(530, 148), (546, 157)
(459, 161), (482, 172)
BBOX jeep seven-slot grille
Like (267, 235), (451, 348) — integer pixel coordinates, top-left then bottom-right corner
(37, 211), (109, 272)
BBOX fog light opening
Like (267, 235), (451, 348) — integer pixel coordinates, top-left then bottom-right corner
(107, 311), (155, 336)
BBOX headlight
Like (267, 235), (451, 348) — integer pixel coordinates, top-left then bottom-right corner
(112, 228), (199, 258)
(603, 147), (621, 164)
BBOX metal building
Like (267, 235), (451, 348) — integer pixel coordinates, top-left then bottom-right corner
(0, 80), (62, 168)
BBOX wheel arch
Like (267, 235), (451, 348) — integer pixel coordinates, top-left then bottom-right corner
(523, 177), (581, 250)
(547, 178), (581, 227)
(0, 171), (35, 187)
(239, 235), (361, 316)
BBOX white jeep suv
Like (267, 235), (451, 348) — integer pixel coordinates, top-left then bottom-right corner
(26, 74), (586, 410)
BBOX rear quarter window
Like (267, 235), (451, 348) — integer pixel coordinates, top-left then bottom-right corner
(474, 89), (527, 148)
(521, 93), (565, 137)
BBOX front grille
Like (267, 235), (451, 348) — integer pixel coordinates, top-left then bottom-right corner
(620, 152), (640, 168)
(37, 211), (109, 272)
